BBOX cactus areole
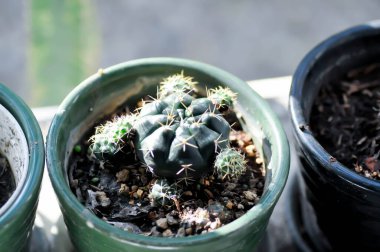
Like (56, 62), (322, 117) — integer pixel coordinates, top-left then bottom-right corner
(135, 92), (230, 179)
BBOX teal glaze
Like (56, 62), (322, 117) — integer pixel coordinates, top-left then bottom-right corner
(46, 58), (290, 252)
(0, 84), (45, 251)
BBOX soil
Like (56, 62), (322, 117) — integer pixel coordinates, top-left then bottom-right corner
(69, 103), (265, 237)
(310, 62), (380, 180)
(0, 154), (15, 208)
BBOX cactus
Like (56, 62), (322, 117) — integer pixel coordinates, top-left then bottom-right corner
(159, 71), (197, 97)
(134, 90), (232, 179)
(149, 178), (178, 206)
(214, 148), (247, 179)
(208, 86), (237, 109)
(89, 114), (136, 158)
(90, 72), (241, 182)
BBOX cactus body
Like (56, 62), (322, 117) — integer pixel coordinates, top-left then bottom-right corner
(134, 92), (230, 179)
(149, 178), (177, 206)
(214, 148), (247, 179)
(159, 71), (197, 97)
(90, 115), (136, 158)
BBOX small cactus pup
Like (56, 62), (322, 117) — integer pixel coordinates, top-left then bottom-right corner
(148, 178), (178, 206)
(89, 114), (136, 159)
(134, 74), (238, 180)
(214, 148), (247, 180)
(159, 71), (198, 97)
(207, 86), (237, 111)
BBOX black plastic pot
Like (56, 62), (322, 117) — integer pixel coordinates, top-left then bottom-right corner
(289, 20), (380, 251)
(285, 171), (331, 252)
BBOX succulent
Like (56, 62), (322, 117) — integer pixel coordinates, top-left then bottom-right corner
(89, 114), (136, 158)
(159, 71), (197, 97)
(90, 72), (241, 182)
(208, 86), (237, 109)
(214, 148), (247, 179)
(134, 91), (231, 179)
(148, 178), (178, 206)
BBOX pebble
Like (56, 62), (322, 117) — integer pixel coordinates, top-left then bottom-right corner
(118, 184), (129, 195)
(208, 201), (225, 218)
(185, 227), (193, 235)
(108, 221), (141, 234)
(156, 218), (168, 230)
(255, 157), (263, 164)
(116, 169), (129, 182)
(243, 190), (257, 201)
(150, 226), (162, 237)
(131, 185), (138, 192)
(176, 227), (186, 237)
(237, 204), (244, 210)
(245, 145), (256, 156)
(136, 189), (144, 198)
(148, 211), (157, 220)
(162, 229), (173, 237)
(166, 214), (179, 226)
(210, 220), (219, 230)
(226, 200), (234, 209)
(96, 191), (111, 207)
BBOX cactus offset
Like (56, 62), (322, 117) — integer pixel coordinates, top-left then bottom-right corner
(159, 71), (197, 97)
(89, 114), (136, 158)
(214, 148), (247, 179)
(208, 86), (237, 109)
(149, 178), (178, 206)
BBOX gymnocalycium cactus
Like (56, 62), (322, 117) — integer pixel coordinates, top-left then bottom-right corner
(89, 72), (246, 183)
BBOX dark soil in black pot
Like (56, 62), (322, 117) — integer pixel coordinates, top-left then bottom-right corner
(310, 62), (380, 180)
(0, 154), (15, 208)
(68, 94), (265, 238)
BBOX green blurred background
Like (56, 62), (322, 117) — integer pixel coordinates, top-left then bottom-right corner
(1, 0), (380, 107)
(30, 0), (98, 106)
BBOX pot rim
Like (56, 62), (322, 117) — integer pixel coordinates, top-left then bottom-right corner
(0, 84), (45, 224)
(289, 20), (380, 192)
(47, 57), (290, 246)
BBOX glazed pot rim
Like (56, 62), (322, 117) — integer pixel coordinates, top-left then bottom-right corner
(289, 20), (380, 192)
(0, 84), (45, 224)
(47, 57), (290, 246)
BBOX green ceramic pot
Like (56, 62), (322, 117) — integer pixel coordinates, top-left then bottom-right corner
(46, 58), (289, 252)
(0, 84), (45, 251)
